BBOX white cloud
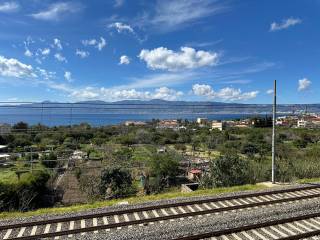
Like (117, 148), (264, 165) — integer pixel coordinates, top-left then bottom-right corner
(266, 89), (274, 95)
(36, 67), (56, 80)
(108, 22), (134, 33)
(192, 84), (258, 101)
(70, 86), (183, 101)
(82, 39), (97, 46)
(70, 87), (100, 99)
(81, 37), (106, 51)
(54, 53), (67, 63)
(192, 84), (214, 97)
(270, 17), (302, 32)
(52, 38), (63, 50)
(139, 47), (218, 71)
(24, 36), (35, 46)
(152, 87), (183, 100)
(298, 78), (311, 91)
(64, 71), (72, 82)
(75, 49), (90, 58)
(119, 55), (130, 65)
(30, 2), (82, 21)
(41, 48), (50, 56)
(97, 37), (106, 51)
(139, 0), (227, 32)
(24, 48), (33, 57)
(126, 72), (198, 89)
(0, 55), (36, 78)
(0, 2), (19, 13)
(35, 58), (42, 64)
(114, 0), (124, 8)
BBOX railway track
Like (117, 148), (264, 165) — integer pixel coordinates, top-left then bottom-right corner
(173, 211), (320, 240)
(1, 185), (320, 240)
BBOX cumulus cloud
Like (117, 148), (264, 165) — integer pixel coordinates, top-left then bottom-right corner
(41, 48), (50, 56)
(152, 87), (183, 100)
(82, 39), (97, 46)
(97, 37), (106, 51)
(81, 37), (106, 51)
(266, 89), (274, 95)
(70, 86), (183, 101)
(30, 2), (82, 21)
(270, 17), (302, 32)
(139, 47), (218, 71)
(54, 53), (67, 63)
(64, 71), (72, 82)
(298, 78), (311, 91)
(36, 67), (56, 80)
(0, 2), (19, 13)
(0, 55), (36, 78)
(24, 36), (35, 46)
(119, 55), (130, 65)
(52, 38), (63, 50)
(108, 22), (134, 33)
(75, 49), (89, 58)
(24, 48), (33, 57)
(70, 87), (100, 99)
(192, 84), (258, 101)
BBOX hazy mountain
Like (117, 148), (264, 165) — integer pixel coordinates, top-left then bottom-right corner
(0, 99), (319, 115)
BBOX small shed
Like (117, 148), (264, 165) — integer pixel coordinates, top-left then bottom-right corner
(187, 169), (202, 181)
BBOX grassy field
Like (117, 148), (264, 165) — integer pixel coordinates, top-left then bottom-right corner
(0, 170), (19, 184)
(0, 184), (268, 220)
(297, 177), (320, 184)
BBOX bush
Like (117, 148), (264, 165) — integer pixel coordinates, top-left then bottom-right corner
(100, 167), (136, 199)
(41, 152), (58, 168)
(207, 153), (254, 188)
(0, 170), (50, 211)
(148, 151), (181, 192)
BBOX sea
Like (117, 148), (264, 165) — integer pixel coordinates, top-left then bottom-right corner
(0, 113), (273, 127)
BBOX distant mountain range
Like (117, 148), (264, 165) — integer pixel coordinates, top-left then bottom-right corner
(0, 99), (319, 115)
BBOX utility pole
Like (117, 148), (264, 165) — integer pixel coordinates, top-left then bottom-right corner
(30, 146), (33, 173)
(272, 80), (277, 184)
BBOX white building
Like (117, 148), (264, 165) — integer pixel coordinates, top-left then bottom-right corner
(211, 121), (225, 131)
(0, 146), (10, 163)
(0, 123), (11, 136)
(124, 121), (146, 126)
(196, 118), (208, 125)
(297, 120), (312, 128)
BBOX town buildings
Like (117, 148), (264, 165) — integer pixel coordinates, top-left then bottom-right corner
(0, 123), (11, 136)
(211, 121), (225, 131)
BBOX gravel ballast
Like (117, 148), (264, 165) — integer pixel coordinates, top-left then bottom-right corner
(0, 183), (311, 225)
(1, 183), (320, 239)
(75, 196), (320, 240)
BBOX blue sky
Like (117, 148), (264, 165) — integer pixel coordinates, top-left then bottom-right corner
(0, 0), (319, 103)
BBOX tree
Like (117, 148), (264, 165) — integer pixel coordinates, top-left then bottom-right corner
(112, 147), (133, 163)
(13, 122), (29, 132)
(149, 151), (181, 191)
(100, 167), (136, 199)
(174, 143), (186, 152)
(117, 134), (136, 146)
(135, 129), (153, 144)
(208, 153), (253, 187)
(41, 152), (58, 168)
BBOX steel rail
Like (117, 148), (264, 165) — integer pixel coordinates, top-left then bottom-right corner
(5, 192), (320, 240)
(172, 211), (320, 240)
(1, 185), (320, 232)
